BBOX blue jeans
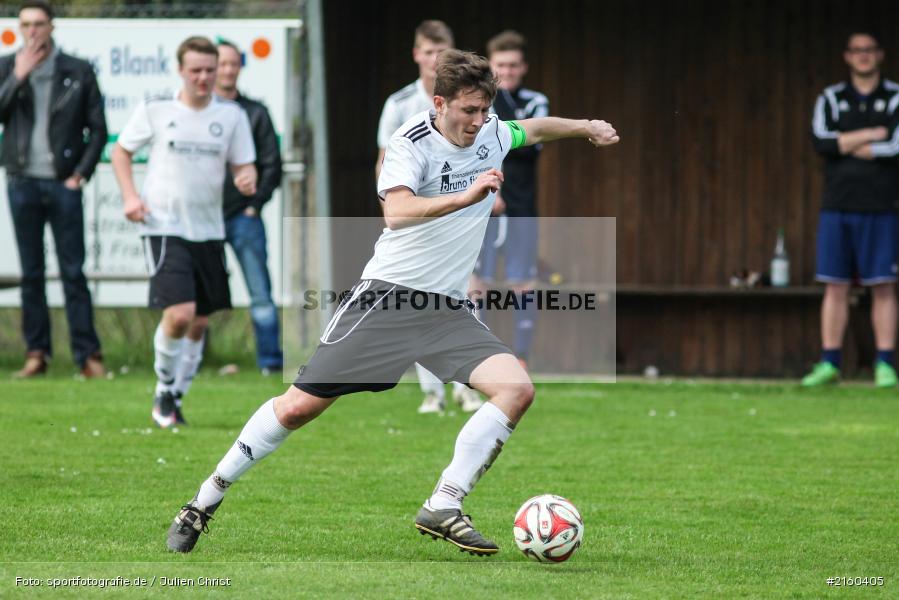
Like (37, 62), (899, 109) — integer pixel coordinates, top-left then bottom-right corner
(225, 212), (282, 369)
(7, 175), (101, 367)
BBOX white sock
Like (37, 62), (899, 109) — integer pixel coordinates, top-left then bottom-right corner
(417, 363), (446, 398)
(427, 402), (514, 510)
(416, 363), (445, 398)
(196, 399), (291, 507)
(154, 324), (183, 394)
(174, 334), (205, 399)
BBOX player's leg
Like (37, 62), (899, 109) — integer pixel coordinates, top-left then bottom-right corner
(505, 216), (539, 369)
(168, 279), (411, 552)
(172, 317), (208, 424)
(414, 300), (532, 555)
(152, 302), (195, 427)
(415, 363), (446, 413)
(167, 385), (338, 552)
(416, 353), (532, 555)
(803, 211), (851, 386)
(172, 240), (234, 424)
(858, 212), (899, 387)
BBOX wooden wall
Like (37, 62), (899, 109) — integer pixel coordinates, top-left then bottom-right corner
(322, 0), (899, 376)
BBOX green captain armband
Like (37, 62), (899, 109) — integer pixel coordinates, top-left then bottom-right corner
(506, 120), (527, 149)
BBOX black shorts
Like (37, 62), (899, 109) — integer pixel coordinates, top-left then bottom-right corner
(144, 235), (231, 316)
(293, 279), (512, 397)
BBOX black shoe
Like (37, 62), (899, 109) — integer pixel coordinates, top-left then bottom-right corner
(166, 499), (220, 553)
(152, 391), (176, 428)
(414, 505), (499, 556)
(173, 392), (187, 426)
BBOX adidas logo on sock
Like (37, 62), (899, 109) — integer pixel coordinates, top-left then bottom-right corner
(238, 441), (254, 460)
(441, 161), (452, 174)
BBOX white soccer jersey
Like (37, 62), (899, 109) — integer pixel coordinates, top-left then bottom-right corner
(118, 92), (256, 242)
(376, 79), (434, 149)
(363, 110), (517, 298)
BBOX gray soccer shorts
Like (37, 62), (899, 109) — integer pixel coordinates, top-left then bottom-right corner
(293, 279), (511, 397)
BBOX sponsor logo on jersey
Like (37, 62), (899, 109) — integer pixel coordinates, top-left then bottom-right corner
(477, 145), (489, 160)
(167, 141), (224, 158)
(440, 166), (492, 193)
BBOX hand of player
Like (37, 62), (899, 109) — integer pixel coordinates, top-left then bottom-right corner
(234, 171), (257, 197)
(123, 193), (150, 223)
(491, 191), (506, 216)
(463, 168), (504, 206)
(585, 120), (620, 147)
(867, 126), (889, 142)
(852, 144), (875, 160)
(14, 38), (49, 81)
(63, 174), (83, 191)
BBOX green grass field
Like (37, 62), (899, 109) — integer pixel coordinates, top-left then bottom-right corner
(1, 373), (897, 598)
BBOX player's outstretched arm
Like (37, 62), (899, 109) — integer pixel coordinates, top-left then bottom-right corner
(111, 143), (150, 223)
(382, 169), (504, 230)
(517, 117), (620, 147)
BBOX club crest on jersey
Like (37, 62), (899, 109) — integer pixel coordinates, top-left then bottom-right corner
(477, 144), (489, 160)
(875, 98), (886, 112)
(209, 122), (223, 137)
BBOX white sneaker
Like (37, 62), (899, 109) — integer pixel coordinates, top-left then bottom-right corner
(453, 386), (484, 412)
(417, 393), (445, 414)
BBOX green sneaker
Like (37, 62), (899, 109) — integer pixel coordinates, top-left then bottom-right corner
(801, 361), (840, 387)
(874, 361), (898, 388)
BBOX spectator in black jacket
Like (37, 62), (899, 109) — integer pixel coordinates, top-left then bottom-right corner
(0, 0), (107, 378)
(805, 31), (899, 388)
(215, 40), (284, 374)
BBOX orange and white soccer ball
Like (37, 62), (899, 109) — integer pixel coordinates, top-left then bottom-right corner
(513, 494), (584, 563)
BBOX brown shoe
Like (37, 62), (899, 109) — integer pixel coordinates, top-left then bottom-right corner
(13, 351), (48, 379)
(81, 353), (106, 379)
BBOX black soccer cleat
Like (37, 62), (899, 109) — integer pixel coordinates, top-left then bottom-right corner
(414, 505), (499, 556)
(173, 392), (188, 426)
(166, 500), (220, 553)
(152, 391), (177, 429)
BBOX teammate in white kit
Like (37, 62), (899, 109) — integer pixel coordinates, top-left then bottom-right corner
(111, 36), (257, 428)
(375, 20), (479, 413)
(166, 50), (619, 556)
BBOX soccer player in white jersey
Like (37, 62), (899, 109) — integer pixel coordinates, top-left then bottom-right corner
(375, 20), (479, 414)
(111, 37), (257, 428)
(166, 50), (618, 556)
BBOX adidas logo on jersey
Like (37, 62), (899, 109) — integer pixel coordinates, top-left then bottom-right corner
(441, 161), (452, 174)
(167, 121), (176, 128)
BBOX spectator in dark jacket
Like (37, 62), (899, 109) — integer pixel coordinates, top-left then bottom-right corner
(0, 0), (107, 378)
(215, 40), (284, 374)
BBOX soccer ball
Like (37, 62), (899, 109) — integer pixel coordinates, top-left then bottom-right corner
(513, 494), (583, 563)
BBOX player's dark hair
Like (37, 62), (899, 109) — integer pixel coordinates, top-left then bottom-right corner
(846, 30), (881, 50)
(216, 39), (241, 55)
(487, 30), (527, 58)
(177, 36), (218, 66)
(415, 20), (454, 48)
(434, 50), (497, 102)
(19, 0), (53, 20)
